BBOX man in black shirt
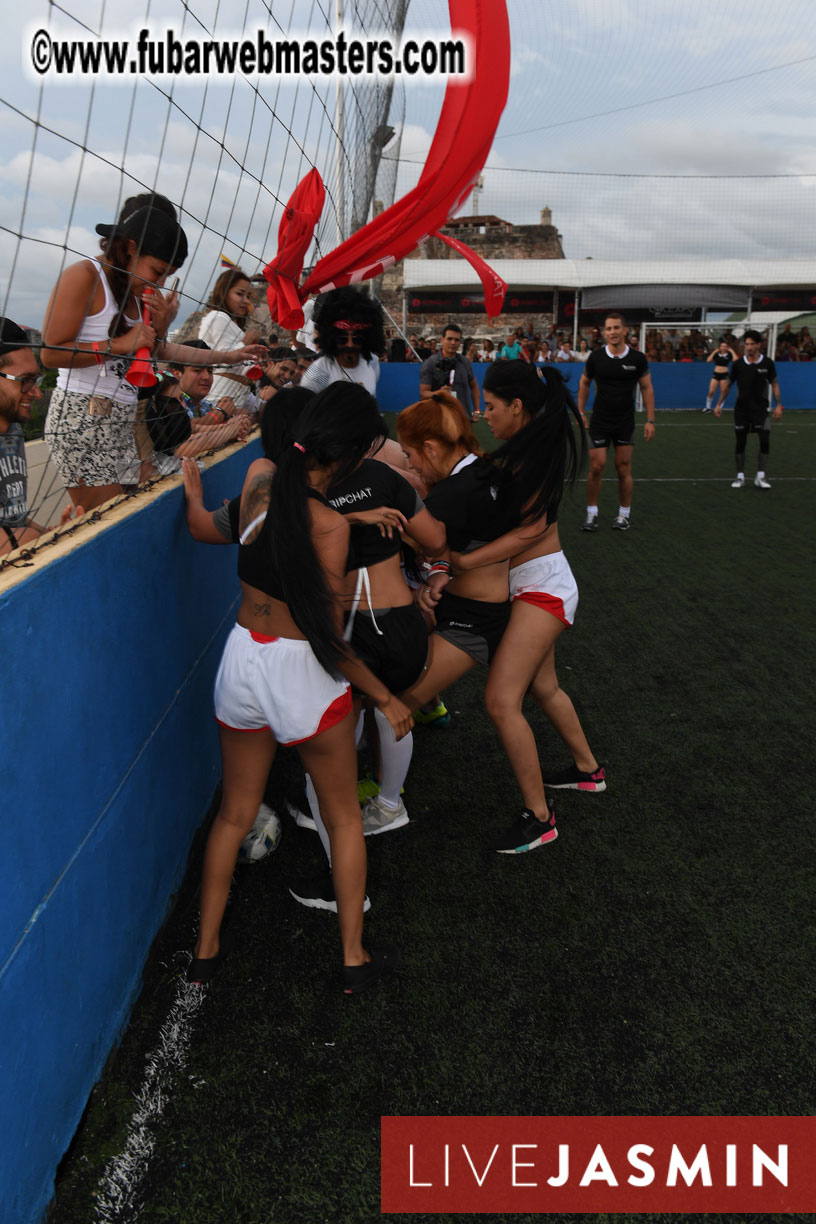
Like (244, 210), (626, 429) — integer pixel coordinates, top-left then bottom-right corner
(577, 312), (655, 531)
(714, 329), (783, 488)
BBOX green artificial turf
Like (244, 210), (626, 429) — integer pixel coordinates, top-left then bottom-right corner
(51, 412), (816, 1224)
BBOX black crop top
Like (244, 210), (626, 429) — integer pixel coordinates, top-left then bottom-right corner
(423, 455), (517, 553)
(236, 488), (355, 600)
(327, 459), (423, 567)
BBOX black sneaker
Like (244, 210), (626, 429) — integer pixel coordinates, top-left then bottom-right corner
(581, 513), (599, 532)
(612, 515), (630, 530)
(541, 763), (606, 792)
(289, 868), (371, 913)
(492, 808), (557, 854)
(342, 944), (401, 994)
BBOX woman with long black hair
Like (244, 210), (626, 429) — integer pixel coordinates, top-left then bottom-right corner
(454, 361), (604, 833)
(190, 383), (412, 993)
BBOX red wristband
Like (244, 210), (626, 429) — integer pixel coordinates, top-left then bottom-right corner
(91, 341), (104, 365)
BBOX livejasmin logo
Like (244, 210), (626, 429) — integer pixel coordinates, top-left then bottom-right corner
(406, 1139), (787, 1189)
(380, 1116), (816, 1213)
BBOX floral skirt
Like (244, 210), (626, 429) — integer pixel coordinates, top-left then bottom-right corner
(45, 387), (142, 486)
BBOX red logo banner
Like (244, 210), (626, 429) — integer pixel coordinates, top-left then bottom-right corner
(381, 1116), (816, 1214)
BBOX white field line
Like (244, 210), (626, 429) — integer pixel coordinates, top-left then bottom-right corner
(627, 475), (816, 482)
(93, 974), (206, 1222)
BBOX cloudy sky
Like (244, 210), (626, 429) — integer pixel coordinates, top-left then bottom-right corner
(2, 0), (814, 327)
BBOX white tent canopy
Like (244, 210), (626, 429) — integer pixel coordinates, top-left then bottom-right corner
(402, 258), (816, 293)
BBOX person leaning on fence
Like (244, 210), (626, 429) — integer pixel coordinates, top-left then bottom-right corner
(251, 346), (297, 412)
(144, 340), (253, 465)
(198, 267), (263, 417)
(41, 204), (266, 512)
(0, 317), (86, 556)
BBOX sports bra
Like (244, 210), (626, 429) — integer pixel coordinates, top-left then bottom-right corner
(236, 488), (356, 599)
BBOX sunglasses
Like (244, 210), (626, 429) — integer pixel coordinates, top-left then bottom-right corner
(0, 372), (44, 392)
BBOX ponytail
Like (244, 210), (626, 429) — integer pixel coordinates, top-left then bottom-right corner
(483, 360), (585, 525)
(266, 382), (387, 676)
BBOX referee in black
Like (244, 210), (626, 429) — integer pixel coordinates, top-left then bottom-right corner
(714, 329), (783, 488)
(577, 311), (656, 531)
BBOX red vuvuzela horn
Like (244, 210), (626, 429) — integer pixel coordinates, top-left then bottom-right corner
(126, 287), (157, 388)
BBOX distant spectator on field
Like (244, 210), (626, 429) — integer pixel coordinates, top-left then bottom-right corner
(555, 337), (575, 362)
(575, 338), (591, 364)
(703, 338), (738, 412)
(419, 322), (480, 418)
(478, 338), (496, 362)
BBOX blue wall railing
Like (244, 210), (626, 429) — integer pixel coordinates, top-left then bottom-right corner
(0, 440), (260, 1224)
(375, 361), (815, 415)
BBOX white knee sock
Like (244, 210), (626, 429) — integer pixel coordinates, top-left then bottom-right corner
(304, 773), (332, 864)
(374, 707), (413, 807)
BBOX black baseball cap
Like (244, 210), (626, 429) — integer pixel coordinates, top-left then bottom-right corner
(95, 206), (188, 268)
(0, 318), (31, 358)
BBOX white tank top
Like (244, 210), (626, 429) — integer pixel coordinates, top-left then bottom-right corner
(56, 262), (141, 404)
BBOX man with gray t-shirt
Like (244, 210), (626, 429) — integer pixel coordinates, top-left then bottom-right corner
(419, 322), (480, 418)
(0, 318), (43, 551)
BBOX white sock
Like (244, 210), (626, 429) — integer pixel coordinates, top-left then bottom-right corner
(586, 505), (599, 519)
(373, 707), (413, 808)
(618, 506), (631, 519)
(757, 470), (765, 480)
(304, 773), (332, 864)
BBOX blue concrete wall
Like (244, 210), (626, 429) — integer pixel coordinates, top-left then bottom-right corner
(0, 440), (259, 1224)
(376, 361), (816, 415)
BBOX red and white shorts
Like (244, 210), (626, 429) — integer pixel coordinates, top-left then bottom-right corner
(214, 624), (352, 745)
(508, 550), (578, 626)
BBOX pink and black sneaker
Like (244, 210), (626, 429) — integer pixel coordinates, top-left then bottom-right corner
(541, 763), (606, 793)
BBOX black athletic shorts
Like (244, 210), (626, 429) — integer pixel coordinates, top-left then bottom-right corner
(711, 369), (729, 381)
(588, 414), (636, 449)
(734, 405), (771, 432)
(432, 591), (511, 666)
(348, 602), (428, 692)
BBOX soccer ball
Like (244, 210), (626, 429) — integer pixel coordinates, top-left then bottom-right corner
(238, 803), (282, 863)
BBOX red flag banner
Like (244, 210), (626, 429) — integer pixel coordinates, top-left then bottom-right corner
(431, 231), (507, 319)
(263, 0), (510, 328)
(264, 168), (325, 328)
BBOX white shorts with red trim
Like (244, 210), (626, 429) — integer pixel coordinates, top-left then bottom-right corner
(508, 550), (578, 626)
(214, 624), (352, 745)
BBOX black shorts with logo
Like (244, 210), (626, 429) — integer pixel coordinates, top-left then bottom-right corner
(348, 602), (429, 693)
(432, 591), (511, 666)
(587, 414), (636, 449)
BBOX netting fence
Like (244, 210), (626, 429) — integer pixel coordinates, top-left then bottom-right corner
(1, 0), (409, 564)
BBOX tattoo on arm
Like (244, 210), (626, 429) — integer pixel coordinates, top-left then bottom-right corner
(239, 472), (273, 542)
